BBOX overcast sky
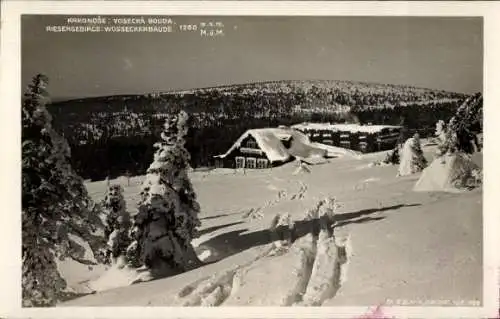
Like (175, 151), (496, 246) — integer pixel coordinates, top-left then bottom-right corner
(22, 15), (483, 100)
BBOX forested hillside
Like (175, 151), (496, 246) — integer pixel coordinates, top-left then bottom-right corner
(47, 80), (472, 180)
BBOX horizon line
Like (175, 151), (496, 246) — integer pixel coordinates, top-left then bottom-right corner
(44, 78), (477, 104)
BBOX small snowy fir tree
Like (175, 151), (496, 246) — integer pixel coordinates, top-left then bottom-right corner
(376, 117), (406, 166)
(397, 133), (428, 176)
(435, 120), (447, 143)
(101, 184), (131, 264)
(409, 133), (428, 171)
(126, 110), (201, 276)
(437, 118), (459, 157)
(175, 110), (202, 241)
(382, 145), (400, 165)
(22, 74), (106, 307)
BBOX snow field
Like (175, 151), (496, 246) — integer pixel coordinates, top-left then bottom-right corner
(59, 143), (482, 307)
(281, 233), (317, 306)
(299, 231), (343, 306)
(177, 268), (238, 306)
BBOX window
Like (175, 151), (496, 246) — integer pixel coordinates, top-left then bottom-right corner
(246, 157), (256, 169)
(246, 140), (258, 149)
(235, 156), (245, 169)
(322, 139), (333, 145)
(257, 159), (269, 169)
(340, 140), (351, 148)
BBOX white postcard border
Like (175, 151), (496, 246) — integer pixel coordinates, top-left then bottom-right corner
(1, 1), (499, 318)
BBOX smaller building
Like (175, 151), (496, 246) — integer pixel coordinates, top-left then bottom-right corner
(214, 128), (327, 169)
(292, 123), (402, 153)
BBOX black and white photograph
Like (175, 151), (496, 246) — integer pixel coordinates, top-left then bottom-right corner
(1, 1), (500, 318)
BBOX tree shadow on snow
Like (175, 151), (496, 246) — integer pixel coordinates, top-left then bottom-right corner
(200, 214), (229, 221)
(199, 203), (422, 263)
(336, 216), (386, 227)
(199, 210), (244, 221)
(197, 221), (244, 236)
(335, 203), (422, 223)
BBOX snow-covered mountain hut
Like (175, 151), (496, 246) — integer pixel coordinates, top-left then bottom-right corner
(292, 122), (402, 153)
(214, 127), (327, 169)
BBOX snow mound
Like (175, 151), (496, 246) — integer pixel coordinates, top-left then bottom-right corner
(287, 135), (327, 159)
(310, 142), (362, 159)
(198, 249), (212, 262)
(413, 153), (481, 193)
(68, 233), (99, 264)
(55, 234), (106, 294)
(176, 268), (239, 306)
(299, 231), (341, 306)
(293, 162), (311, 175)
(56, 258), (105, 295)
(88, 257), (146, 292)
(302, 157), (330, 165)
(223, 234), (317, 306)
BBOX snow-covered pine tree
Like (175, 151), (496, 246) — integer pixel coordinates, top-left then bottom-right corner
(397, 133), (428, 176)
(383, 145), (400, 165)
(436, 118), (458, 157)
(415, 94), (483, 192)
(435, 120), (447, 143)
(175, 110), (202, 241)
(439, 93), (483, 156)
(22, 74), (106, 307)
(409, 133), (428, 172)
(101, 184), (131, 264)
(126, 110), (201, 276)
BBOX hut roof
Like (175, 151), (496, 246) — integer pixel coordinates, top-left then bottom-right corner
(214, 127), (327, 163)
(215, 128), (291, 163)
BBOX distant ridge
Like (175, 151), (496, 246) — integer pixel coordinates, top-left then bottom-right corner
(52, 79), (462, 104)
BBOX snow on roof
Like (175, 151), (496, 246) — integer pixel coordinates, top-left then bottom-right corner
(310, 142), (362, 159)
(331, 124), (401, 133)
(292, 122), (401, 134)
(215, 128), (293, 163)
(292, 123), (335, 131)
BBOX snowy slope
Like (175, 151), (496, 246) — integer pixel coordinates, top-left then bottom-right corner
(59, 146), (482, 307)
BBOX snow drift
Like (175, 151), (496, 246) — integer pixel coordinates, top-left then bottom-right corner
(87, 258), (146, 292)
(414, 153), (481, 192)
